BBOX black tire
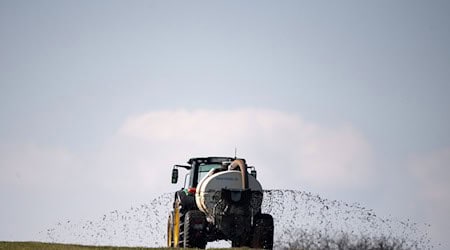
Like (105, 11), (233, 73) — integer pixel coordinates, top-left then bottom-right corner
(251, 214), (274, 249)
(184, 210), (207, 249)
(179, 212), (185, 246)
(232, 239), (249, 248)
(174, 199), (185, 247)
(232, 235), (252, 248)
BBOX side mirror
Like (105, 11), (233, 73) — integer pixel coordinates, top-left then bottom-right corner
(171, 168), (179, 184)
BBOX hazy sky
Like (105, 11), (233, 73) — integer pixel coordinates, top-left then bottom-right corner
(1, 0), (449, 249)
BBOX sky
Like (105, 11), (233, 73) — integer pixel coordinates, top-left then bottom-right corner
(1, 0), (449, 248)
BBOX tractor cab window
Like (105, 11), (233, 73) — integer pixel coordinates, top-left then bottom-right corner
(198, 163), (222, 182)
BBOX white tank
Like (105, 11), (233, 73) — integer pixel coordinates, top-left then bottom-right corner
(195, 170), (262, 216)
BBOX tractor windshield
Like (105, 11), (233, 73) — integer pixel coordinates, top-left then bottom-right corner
(198, 163), (222, 182)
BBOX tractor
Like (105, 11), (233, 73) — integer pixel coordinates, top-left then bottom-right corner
(167, 156), (274, 249)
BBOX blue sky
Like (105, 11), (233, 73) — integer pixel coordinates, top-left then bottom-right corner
(1, 0), (449, 248)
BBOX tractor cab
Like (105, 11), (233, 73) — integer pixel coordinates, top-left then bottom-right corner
(187, 157), (238, 188)
(172, 157), (257, 192)
(172, 157), (237, 190)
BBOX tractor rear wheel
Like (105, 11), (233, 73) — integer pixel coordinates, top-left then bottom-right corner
(232, 239), (250, 248)
(167, 212), (173, 247)
(184, 210), (207, 249)
(251, 214), (274, 249)
(231, 240), (241, 247)
(173, 199), (185, 247)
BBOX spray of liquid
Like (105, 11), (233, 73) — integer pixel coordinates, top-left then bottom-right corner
(40, 190), (431, 249)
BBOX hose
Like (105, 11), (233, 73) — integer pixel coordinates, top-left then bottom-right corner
(229, 159), (249, 189)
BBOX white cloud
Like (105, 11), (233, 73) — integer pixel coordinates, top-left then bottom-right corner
(117, 109), (374, 191)
(0, 109), (374, 204)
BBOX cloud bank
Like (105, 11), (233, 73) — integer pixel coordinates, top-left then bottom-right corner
(117, 109), (374, 191)
(1, 108), (374, 207)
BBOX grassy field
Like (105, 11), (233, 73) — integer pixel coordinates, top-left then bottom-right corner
(0, 242), (244, 250)
(0, 240), (422, 250)
(0, 242), (165, 250)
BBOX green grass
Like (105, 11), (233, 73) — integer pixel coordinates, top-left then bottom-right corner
(0, 242), (163, 250)
(0, 242), (243, 250)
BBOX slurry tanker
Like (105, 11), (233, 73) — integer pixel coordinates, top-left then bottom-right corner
(167, 157), (274, 249)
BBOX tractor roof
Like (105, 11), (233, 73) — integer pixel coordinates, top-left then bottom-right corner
(187, 156), (246, 165)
